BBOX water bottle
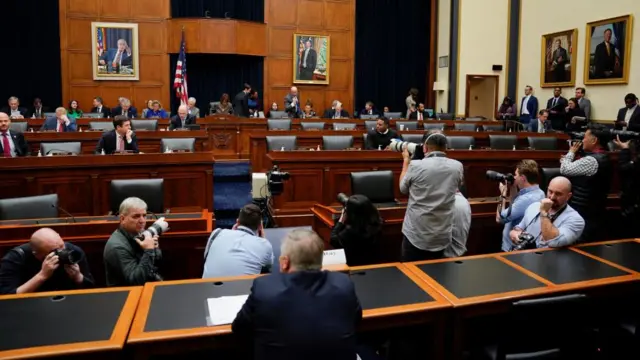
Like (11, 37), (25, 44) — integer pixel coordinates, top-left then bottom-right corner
(100, 149), (105, 155)
(512, 145), (516, 151)
(280, 146), (285, 151)
(316, 145), (321, 151)
(378, 145), (382, 151)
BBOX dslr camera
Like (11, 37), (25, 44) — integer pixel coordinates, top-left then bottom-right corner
(136, 217), (169, 242)
(513, 232), (536, 251)
(52, 248), (82, 265)
(486, 170), (515, 184)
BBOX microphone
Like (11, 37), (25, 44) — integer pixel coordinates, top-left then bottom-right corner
(52, 204), (77, 223)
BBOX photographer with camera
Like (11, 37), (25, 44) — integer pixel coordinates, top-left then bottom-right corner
(614, 136), (640, 237)
(0, 228), (94, 294)
(331, 194), (382, 266)
(509, 177), (584, 250)
(103, 197), (167, 286)
(400, 132), (464, 261)
(560, 124), (612, 242)
(494, 160), (546, 252)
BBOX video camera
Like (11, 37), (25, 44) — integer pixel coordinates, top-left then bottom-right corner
(267, 165), (290, 196)
(486, 170), (515, 184)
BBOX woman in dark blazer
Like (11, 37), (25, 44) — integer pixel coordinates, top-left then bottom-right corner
(330, 195), (382, 266)
(565, 98), (586, 132)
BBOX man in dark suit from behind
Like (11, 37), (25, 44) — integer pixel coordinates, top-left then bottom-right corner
(91, 96), (111, 118)
(233, 83), (252, 118)
(232, 229), (362, 360)
(0, 112), (29, 157)
(0, 96), (29, 119)
(615, 93), (640, 132)
(169, 105), (196, 130)
(409, 103), (429, 120)
(94, 116), (139, 154)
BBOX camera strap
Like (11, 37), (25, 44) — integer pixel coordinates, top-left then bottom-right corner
(203, 227), (255, 259)
(530, 204), (568, 244)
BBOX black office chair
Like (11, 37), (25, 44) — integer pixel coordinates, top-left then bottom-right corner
(539, 167), (561, 193)
(300, 122), (325, 130)
(360, 114), (378, 120)
(322, 136), (354, 150)
(482, 124), (504, 132)
(350, 171), (396, 206)
(465, 116), (485, 121)
(0, 194), (59, 220)
(383, 112), (403, 119)
(423, 123), (445, 131)
(268, 111), (288, 119)
(266, 136), (297, 151)
(83, 112), (104, 119)
(436, 113), (453, 120)
(447, 136), (475, 150)
(396, 121), (418, 130)
(131, 119), (158, 131)
(528, 137), (557, 150)
(267, 119), (292, 130)
(364, 120), (378, 132)
(454, 123), (478, 132)
(40, 142), (82, 155)
(333, 123), (356, 130)
(89, 121), (114, 131)
(110, 179), (164, 214)
(9, 122), (28, 133)
(489, 135), (517, 150)
(400, 133), (425, 144)
(161, 138), (196, 152)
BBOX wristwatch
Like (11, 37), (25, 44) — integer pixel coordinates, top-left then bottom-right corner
(539, 211), (550, 218)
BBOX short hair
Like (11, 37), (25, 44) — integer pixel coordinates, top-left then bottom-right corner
(378, 117), (389, 126)
(539, 109), (549, 116)
(554, 87), (562, 92)
(94, 96), (104, 104)
(280, 229), (324, 271)
(587, 123), (610, 148)
(525, 85), (533, 91)
(188, 97), (196, 103)
(112, 115), (130, 129)
(604, 28), (612, 35)
(424, 132), (447, 150)
(576, 87), (586, 95)
(8, 96), (18, 103)
(365, 101), (374, 107)
(237, 203), (262, 231)
(243, 83), (252, 90)
(55, 107), (67, 115)
(122, 98), (131, 107)
(152, 100), (161, 107)
(516, 159), (539, 184)
(624, 93), (637, 102)
(332, 100), (338, 108)
(119, 197), (147, 216)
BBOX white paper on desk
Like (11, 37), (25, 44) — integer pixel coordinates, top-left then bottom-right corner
(322, 249), (347, 266)
(205, 295), (248, 326)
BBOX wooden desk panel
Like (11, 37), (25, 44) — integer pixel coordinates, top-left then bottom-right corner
(0, 153), (214, 216)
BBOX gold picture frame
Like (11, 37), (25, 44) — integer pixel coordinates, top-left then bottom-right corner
(584, 15), (633, 85)
(292, 34), (330, 85)
(540, 29), (578, 88)
(91, 22), (140, 81)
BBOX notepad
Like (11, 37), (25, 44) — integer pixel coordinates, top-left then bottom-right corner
(206, 295), (249, 326)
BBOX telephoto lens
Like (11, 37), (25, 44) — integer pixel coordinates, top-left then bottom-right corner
(136, 217), (169, 241)
(486, 170), (515, 184)
(388, 139), (419, 155)
(336, 193), (349, 206)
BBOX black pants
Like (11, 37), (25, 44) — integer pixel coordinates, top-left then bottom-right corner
(401, 236), (444, 262)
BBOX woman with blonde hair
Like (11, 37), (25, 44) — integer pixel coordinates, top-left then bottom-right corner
(145, 100), (168, 119)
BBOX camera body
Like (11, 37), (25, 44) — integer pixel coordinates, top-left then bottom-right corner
(513, 232), (535, 251)
(486, 170), (515, 184)
(52, 248), (81, 266)
(267, 165), (290, 196)
(136, 217), (169, 242)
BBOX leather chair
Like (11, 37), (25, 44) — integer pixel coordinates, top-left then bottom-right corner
(333, 123), (356, 130)
(400, 133), (425, 144)
(528, 137), (557, 150)
(489, 135), (517, 150)
(436, 113), (453, 120)
(447, 136), (475, 150)
(423, 123), (445, 131)
(362, 133), (368, 144)
(364, 120), (378, 132)
(9, 122), (28, 133)
(40, 142), (82, 155)
(267, 119), (292, 130)
(454, 123), (478, 132)
(266, 136), (297, 151)
(161, 138), (196, 152)
(482, 124), (504, 132)
(131, 119), (158, 131)
(396, 121), (418, 130)
(110, 179), (164, 214)
(350, 170), (396, 205)
(322, 136), (354, 150)
(268, 111), (288, 119)
(300, 122), (325, 130)
(89, 121), (114, 131)
(540, 167), (561, 193)
(0, 194), (59, 220)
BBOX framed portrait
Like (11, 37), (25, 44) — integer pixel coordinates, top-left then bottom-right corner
(540, 29), (577, 88)
(292, 34), (330, 85)
(584, 15), (633, 85)
(91, 22), (139, 81)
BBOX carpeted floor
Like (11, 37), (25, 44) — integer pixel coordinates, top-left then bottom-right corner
(213, 161), (253, 229)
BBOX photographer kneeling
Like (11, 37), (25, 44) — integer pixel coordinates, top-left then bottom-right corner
(0, 228), (94, 294)
(331, 194), (382, 266)
(509, 176), (584, 250)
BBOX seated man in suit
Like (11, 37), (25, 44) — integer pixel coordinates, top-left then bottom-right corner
(615, 93), (640, 132)
(94, 115), (139, 154)
(169, 105), (196, 130)
(527, 110), (552, 133)
(409, 103), (429, 120)
(112, 98), (137, 118)
(99, 38), (133, 73)
(0, 96), (28, 119)
(187, 97), (200, 118)
(40, 107), (77, 132)
(232, 229), (361, 360)
(0, 112), (29, 157)
(29, 98), (50, 118)
(366, 118), (399, 150)
(360, 101), (379, 117)
(91, 96), (111, 118)
(323, 100), (350, 119)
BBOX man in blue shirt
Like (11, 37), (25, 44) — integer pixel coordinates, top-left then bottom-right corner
(202, 204), (273, 278)
(497, 160), (546, 251)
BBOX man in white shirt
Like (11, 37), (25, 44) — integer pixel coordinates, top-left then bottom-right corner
(445, 190), (471, 257)
(519, 86), (539, 126)
(615, 93), (640, 132)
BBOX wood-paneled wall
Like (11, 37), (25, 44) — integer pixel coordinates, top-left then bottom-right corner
(264, 0), (355, 115)
(59, 0), (170, 112)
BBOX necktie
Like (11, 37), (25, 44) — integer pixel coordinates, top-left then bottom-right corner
(181, 117), (185, 127)
(2, 132), (12, 157)
(117, 135), (124, 152)
(552, 98), (557, 107)
(36, 109), (40, 117)
(606, 43), (610, 55)
(113, 51), (122, 68)
(57, 120), (63, 133)
(418, 112), (423, 120)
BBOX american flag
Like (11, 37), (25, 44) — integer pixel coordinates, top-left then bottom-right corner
(97, 28), (105, 56)
(173, 30), (188, 106)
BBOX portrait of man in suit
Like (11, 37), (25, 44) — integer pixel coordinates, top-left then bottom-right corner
(541, 30), (576, 87)
(293, 34), (330, 85)
(92, 22), (139, 81)
(585, 15), (632, 84)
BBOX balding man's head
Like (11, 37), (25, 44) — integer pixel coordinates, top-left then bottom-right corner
(547, 176), (572, 209)
(30, 228), (64, 261)
(279, 229), (324, 273)
(290, 86), (298, 96)
(178, 105), (188, 118)
(0, 112), (10, 132)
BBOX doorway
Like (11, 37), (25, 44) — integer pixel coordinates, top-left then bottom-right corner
(465, 75), (499, 119)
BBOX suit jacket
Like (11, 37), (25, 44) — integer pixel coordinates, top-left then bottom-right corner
(100, 49), (133, 72)
(322, 109), (350, 119)
(40, 116), (77, 132)
(28, 106), (50, 118)
(360, 109), (380, 117)
(615, 106), (640, 132)
(0, 107), (29, 118)
(527, 118), (552, 133)
(594, 42), (618, 78)
(233, 91), (250, 117)
(111, 106), (138, 119)
(232, 271), (361, 360)
(409, 110), (429, 120)
(94, 130), (139, 154)
(169, 114), (196, 130)
(577, 97), (591, 120)
(188, 107), (200, 118)
(519, 96), (539, 117)
(300, 48), (317, 72)
(0, 131), (29, 157)
(546, 96), (568, 130)
(284, 94), (301, 118)
(90, 106), (111, 118)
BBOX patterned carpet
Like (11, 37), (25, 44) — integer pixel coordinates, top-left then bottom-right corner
(213, 161), (252, 228)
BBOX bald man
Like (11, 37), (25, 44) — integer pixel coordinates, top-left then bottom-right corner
(169, 104), (196, 130)
(509, 176), (585, 250)
(0, 228), (94, 294)
(284, 86), (301, 118)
